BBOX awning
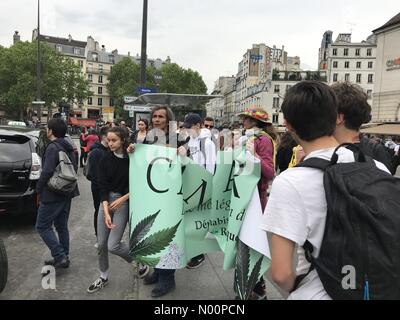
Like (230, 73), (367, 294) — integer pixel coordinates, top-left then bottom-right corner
(68, 117), (96, 128)
(360, 124), (400, 136)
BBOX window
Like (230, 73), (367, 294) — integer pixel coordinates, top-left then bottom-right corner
(344, 48), (349, 56)
(98, 87), (103, 94)
(333, 48), (337, 56)
(345, 61), (350, 68)
(333, 73), (338, 82)
(368, 62), (373, 69)
(98, 98), (103, 106)
(74, 48), (80, 55)
(87, 63), (93, 72)
(356, 62), (361, 69)
(92, 53), (98, 62)
(368, 74), (373, 83)
(88, 97), (93, 105)
(333, 61), (338, 68)
(356, 74), (362, 83)
(272, 114), (279, 124)
(286, 85), (292, 92)
(77, 60), (83, 67)
(345, 73), (350, 81)
(367, 49), (372, 56)
(274, 85), (280, 93)
(88, 74), (93, 82)
(56, 45), (62, 52)
(367, 90), (372, 99)
(99, 64), (103, 72)
(355, 49), (360, 56)
(98, 75), (103, 84)
(110, 98), (114, 107)
(273, 97), (280, 108)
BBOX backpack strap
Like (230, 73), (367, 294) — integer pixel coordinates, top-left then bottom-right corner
(291, 240), (315, 292)
(295, 157), (331, 170)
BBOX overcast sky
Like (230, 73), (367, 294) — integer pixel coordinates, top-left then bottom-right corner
(0, 0), (399, 92)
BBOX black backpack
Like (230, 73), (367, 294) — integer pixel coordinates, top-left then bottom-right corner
(296, 144), (400, 300)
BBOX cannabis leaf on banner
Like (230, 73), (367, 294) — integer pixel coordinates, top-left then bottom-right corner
(129, 210), (182, 267)
(234, 239), (264, 300)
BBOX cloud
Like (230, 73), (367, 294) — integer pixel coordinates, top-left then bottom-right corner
(0, 0), (399, 92)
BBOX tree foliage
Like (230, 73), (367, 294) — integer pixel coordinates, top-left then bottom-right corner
(0, 41), (91, 120)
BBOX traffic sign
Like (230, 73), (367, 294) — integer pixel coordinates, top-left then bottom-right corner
(129, 111), (134, 117)
(124, 105), (152, 112)
(137, 87), (157, 94)
(124, 96), (137, 103)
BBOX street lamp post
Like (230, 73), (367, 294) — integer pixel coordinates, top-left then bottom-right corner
(140, 0), (148, 87)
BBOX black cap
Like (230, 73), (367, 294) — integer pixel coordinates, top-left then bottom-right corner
(182, 113), (202, 128)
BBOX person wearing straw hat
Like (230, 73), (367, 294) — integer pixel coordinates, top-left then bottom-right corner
(237, 107), (277, 300)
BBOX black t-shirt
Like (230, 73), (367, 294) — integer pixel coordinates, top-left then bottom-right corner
(98, 151), (129, 202)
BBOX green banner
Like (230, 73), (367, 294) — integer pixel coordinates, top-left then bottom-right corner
(129, 144), (271, 299)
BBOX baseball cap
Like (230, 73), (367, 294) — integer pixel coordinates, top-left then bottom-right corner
(182, 114), (202, 128)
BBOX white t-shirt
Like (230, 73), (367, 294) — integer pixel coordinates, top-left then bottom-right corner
(260, 147), (390, 300)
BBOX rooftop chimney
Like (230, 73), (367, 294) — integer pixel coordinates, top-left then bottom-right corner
(13, 31), (21, 45)
(68, 34), (72, 42)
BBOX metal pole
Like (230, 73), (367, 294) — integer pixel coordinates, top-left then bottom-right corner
(37, 0), (42, 121)
(140, 0), (148, 87)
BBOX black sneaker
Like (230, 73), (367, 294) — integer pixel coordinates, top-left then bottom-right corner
(87, 277), (109, 294)
(186, 254), (205, 269)
(44, 257), (70, 268)
(143, 272), (158, 285)
(138, 264), (150, 279)
(151, 283), (176, 298)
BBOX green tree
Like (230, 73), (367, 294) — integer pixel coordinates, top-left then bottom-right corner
(106, 58), (162, 119)
(159, 63), (207, 94)
(0, 41), (91, 120)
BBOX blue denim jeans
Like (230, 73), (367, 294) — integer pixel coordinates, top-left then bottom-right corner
(36, 199), (71, 262)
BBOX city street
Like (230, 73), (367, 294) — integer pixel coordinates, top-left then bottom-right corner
(0, 139), (284, 300)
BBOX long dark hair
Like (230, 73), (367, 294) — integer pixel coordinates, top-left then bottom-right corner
(107, 127), (129, 157)
(150, 105), (175, 131)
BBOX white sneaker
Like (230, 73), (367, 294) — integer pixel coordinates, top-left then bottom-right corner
(87, 277), (108, 294)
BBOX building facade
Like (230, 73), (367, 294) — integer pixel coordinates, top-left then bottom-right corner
(371, 12), (400, 122)
(318, 30), (333, 70)
(32, 31), (169, 122)
(327, 33), (377, 105)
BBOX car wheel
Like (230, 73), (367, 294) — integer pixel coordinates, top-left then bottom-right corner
(0, 238), (8, 293)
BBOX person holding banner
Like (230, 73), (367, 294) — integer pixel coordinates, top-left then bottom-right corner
(239, 108), (277, 211)
(238, 107), (277, 300)
(177, 113), (217, 269)
(87, 127), (148, 293)
(128, 105), (183, 298)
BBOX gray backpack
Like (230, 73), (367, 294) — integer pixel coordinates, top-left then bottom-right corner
(47, 143), (78, 194)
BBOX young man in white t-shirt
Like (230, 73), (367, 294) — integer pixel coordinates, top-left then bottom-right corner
(260, 81), (389, 300)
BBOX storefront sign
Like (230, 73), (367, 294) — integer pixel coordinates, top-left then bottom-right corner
(387, 57), (400, 71)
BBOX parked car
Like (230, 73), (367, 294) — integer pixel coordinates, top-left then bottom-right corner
(0, 126), (42, 218)
(7, 121), (27, 127)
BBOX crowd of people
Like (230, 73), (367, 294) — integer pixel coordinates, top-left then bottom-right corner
(35, 81), (400, 300)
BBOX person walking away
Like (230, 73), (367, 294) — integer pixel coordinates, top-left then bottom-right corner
(331, 82), (394, 173)
(36, 118), (79, 269)
(260, 81), (390, 300)
(82, 128), (100, 154)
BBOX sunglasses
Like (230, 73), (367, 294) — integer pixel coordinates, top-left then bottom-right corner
(205, 124), (214, 129)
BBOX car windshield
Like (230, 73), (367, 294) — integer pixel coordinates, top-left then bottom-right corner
(0, 135), (31, 162)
